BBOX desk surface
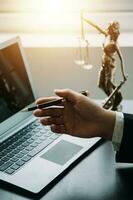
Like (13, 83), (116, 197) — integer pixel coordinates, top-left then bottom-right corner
(1, 100), (133, 200)
(0, 140), (133, 200)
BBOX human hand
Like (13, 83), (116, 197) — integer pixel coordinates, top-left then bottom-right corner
(33, 89), (115, 140)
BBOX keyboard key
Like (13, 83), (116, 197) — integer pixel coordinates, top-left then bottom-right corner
(7, 152), (17, 158)
(14, 140), (22, 146)
(27, 138), (34, 143)
(12, 148), (21, 154)
(0, 160), (4, 166)
(16, 160), (25, 166)
(34, 127), (42, 132)
(11, 164), (20, 170)
(2, 148), (11, 155)
(40, 135), (48, 141)
(0, 150), (7, 157)
(45, 131), (52, 137)
(35, 139), (42, 145)
(30, 142), (39, 148)
(22, 155), (31, 162)
(19, 138), (27, 143)
(0, 161), (14, 171)
(21, 149), (29, 155)
(11, 157), (19, 162)
(9, 144), (18, 150)
(35, 132), (43, 137)
(21, 141), (30, 147)
(23, 134), (31, 139)
(5, 168), (15, 175)
(17, 145), (25, 151)
(6, 146), (14, 152)
(25, 146), (34, 151)
(16, 153), (24, 159)
(31, 135), (39, 140)
(1, 156), (10, 162)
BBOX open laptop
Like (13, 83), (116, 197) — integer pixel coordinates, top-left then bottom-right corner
(0, 37), (100, 194)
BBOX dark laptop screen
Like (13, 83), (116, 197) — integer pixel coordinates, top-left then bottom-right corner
(0, 42), (34, 123)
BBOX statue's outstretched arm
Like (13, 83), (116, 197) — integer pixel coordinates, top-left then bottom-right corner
(82, 17), (107, 36)
(116, 44), (128, 81)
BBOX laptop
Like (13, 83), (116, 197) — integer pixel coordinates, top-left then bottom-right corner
(0, 37), (100, 194)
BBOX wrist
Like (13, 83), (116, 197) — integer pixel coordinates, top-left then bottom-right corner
(100, 109), (116, 140)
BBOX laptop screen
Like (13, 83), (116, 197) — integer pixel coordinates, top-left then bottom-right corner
(0, 42), (34, 123)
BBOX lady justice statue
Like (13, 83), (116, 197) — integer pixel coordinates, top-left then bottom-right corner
(81, 12), (128, 111)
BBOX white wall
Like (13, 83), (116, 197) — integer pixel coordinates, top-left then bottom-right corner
(25, 47), (133, 100)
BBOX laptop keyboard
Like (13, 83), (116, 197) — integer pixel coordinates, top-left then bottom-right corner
(0, 120), (60, 175)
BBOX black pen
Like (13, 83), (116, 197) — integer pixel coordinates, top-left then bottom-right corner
(21, 90), (88, 112)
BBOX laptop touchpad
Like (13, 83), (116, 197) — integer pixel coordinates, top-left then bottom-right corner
(41, 140), (83, 165)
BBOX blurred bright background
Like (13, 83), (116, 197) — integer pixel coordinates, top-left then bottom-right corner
(0, 0), (133, 46)
(0, 0), (133, 99)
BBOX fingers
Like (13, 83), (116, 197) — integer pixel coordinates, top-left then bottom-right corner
(34, 107), (66, 134)
(51, 124), (66, 133)
(54, 89), (80, 103)
(33, 107), (63, 117)
(40, 117), (67, 134)
(40, 116), (64, 126)
(35, 96), (58, 104)
(35, 89), (89, 106)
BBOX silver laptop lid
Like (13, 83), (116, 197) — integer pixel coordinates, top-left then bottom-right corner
(0, 37), (36, 141)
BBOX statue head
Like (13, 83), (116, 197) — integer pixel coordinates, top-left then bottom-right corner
(107, 21), (120, 40)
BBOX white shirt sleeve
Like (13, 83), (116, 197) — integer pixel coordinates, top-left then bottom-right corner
(112, 112), (124, 151)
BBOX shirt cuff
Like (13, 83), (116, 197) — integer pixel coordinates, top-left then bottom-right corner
(112, 112), (124, 151)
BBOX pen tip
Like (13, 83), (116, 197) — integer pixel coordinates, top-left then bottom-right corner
(21, 108), (28, 112)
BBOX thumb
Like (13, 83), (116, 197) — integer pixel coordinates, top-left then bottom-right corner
(54, 89), (80, 103)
